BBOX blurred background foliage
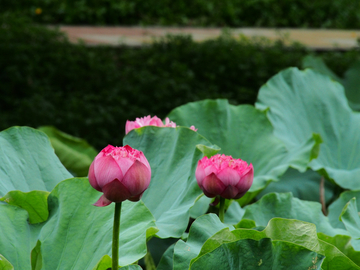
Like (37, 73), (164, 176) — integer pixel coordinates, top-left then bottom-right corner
(1, 2), (360, 149)
(2, 0), (360, 28)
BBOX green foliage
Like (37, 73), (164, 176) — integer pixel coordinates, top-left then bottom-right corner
(38, 126), (97, 177)
(124, 127), (219, 238)
(0, 127), (72, 195)
(3, 0), (360, 28)
(2, 15), (360, 150)
(256, 68), (360, 190)
(167, 99), (320, 205)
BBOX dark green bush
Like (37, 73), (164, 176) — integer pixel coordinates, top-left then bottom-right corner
(2, 0), (360, 28)
(1, 15), (359, 149)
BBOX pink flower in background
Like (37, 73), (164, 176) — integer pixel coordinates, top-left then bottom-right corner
(88, 145), (151, 207)
(125, 115), (164, 134)
(195, 154), (253, 200)
(125, 115), (197, 134)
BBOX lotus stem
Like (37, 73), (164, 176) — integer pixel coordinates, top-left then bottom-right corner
(112, 202), (122, 270)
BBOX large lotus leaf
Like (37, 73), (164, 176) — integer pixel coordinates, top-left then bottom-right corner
(256, 67), (360, 190)
(123, 127), (219, 238)
(172, 214), (234, 270)
(242, 192), (348, 237)
(339, 198), (360, 250)
(0, 204), (33, 269)
(190, 238), (323, 270)
(302, 55), (343, 84)
(318, 233), (360, 266)
(258, 168), (336, 204)
(38, 178), (157, 269)
(157, 243), (176, 270)
(38, 126), (98, 177)
(302, 55), (360, 110)
(167, 99), (320, 204)
(0, 254), (14, 270)
(343, 60), (360, 110)
(0, 190), (49, 224)
(0, 126), (72, 196)
(92, 255), (143, 270)
(194, 218), (358, 270)
(328, 190), (360, 229)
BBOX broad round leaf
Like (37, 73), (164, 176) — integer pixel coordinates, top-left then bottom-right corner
(328, 190), (360, 229)
(190, 238), (323, 270)
(242, 192), (348, 237)
(0, 204), (33, 269)
(256, 68), (360, 190)
(0, 254), (14, 270)
(0, 190), (49, 224)
(38, 178), (157, 269)
(38, 126), (98, 177)
(195, 218), (359, 270)
(258, 168), (336, 204)
(0, 127), (72, 196)
(172, 214), (234, 270)
(123, 127), (219, 238)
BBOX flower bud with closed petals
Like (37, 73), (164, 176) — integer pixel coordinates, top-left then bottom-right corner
(88, 145), (151, 207)
(195, 154), (253, 200)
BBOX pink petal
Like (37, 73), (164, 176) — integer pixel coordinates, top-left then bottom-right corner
(88, 161), (101, 192)
(201, 173), (226, 197)
(93, 155), (123, 188)
(195, 160), (206, 186)
(125, 121), (142, 134)
(189, 126), (197, 132)
(138, 151), (151, 171)
(102, 179), (132, 202)
(235, 165), (254, 193)
(93, 194), (112, 207)
(121, 160), (151, 195)
(128, 190), (145, 202)
(115, 157), (135, 176)
(220, 185), (239, 199)
(216, 167), (240, 186)
(149, 116), (164, 126)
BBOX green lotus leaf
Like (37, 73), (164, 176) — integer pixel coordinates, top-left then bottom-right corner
(256, 67), (360, 190)
(328, 190), (360, 229)
(302, 55), (343, 83)
(302, 55), (360, 110)
(172, 214), (234, 270)
(242, 192), (348, 237)
(190, 238), (324, 270)
(339, 198), (360, 250)
(0, 127), (72, 196)
(38, 178), (157, 269)
(0, 204), (33, 269)
(0, 190), (49, 224)
(124, 126), (219, 238)
(156, 243), (175, 270)
(167, 99), (320, 204)
(38, 126), (98, 177)
(193, 218), (359, 270)
(0, 254), (14, 270)
(343, 60), (360, 110)
(258, 168), (336, 204)
(318, 233), (360, 266)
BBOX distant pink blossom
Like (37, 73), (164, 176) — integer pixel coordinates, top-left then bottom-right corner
(195, 154), (253, 200)
(125, 115), (197, 134)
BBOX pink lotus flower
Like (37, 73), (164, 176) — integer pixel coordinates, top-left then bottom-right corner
(88, 145), (151, 207)
(195, 154), (254, 200)
(125, 115), (197, 134)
